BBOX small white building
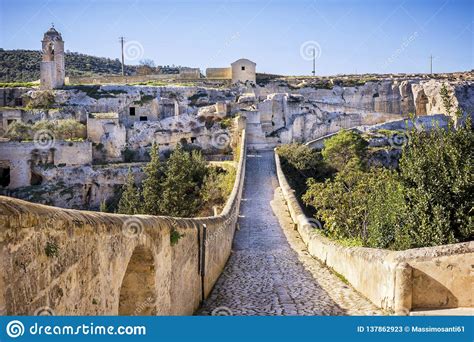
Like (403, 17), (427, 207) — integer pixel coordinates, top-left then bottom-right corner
(206, 58), (257, 84)
(231, 58), (256, 84)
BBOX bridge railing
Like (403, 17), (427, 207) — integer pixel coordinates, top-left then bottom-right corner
(274, 149), (473, 315)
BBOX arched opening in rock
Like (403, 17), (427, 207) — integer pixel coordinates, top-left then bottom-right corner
(118, 245), (157, 315)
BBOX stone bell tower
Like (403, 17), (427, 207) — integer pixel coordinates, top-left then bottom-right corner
(40, 25), (65, 89)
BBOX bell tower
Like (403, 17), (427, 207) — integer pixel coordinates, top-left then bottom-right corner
(40, 24), (65, 89)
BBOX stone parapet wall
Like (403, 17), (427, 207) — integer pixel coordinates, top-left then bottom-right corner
(205, 68), (232, 80)
(274, 151), (474, 314)
(0, 122), (246, 315)
(66, 70), (201, 85)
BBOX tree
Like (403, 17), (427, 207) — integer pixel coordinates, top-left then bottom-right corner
(137, 59), (156, 75)
(159, 145), (203, 217)
(321, 130), (368, 172)
(399, 118), (473, 247)
(117, 168), (141, 215)
(141, 143), (162, 215)
(201, 165), (235, 213)
(303, 166), (406, 248)
(439, 83), (453, 116)
(276, 143), (329, 200)
(190, 149), (208, 188)
(277, 143), (321, 173)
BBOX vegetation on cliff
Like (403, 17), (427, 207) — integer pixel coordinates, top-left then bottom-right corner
(0, 49), (138, 82)
(279, 98), (473, 250)
(118, 143), (235, 217)
(5, 119), (86, 141)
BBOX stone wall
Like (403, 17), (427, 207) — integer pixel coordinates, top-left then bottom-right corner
(0, 109), (22, 134)
(87, 115), (126, 162)
(205, 68), (232, 80)
(274, 151), (474, 314)
(66, 70), (201, 85)
(304, 115), (450, 149)
(0, 124), (246, 315)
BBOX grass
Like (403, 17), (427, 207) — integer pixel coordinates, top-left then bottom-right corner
(127, 80), (196, 87)
(0, 82), (37, 88)
(133, 94), (155, 105)
(67, 85), (127, 99)
(219, 117), (233, 129)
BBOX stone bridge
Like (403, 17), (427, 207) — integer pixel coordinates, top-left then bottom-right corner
(0, 122), (379, 316)
(1, 121), (471, 316)
(0, 129), (246, 316)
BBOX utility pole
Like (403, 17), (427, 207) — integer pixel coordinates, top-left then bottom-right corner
(119, 36), (125, 76)
(312, 48), (316, 76)
(429, 54), (433, 75)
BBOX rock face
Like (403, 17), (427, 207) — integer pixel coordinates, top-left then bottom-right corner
(248, 79), (473, 144)
(6, 163), (145, 210)
(0, 77), (472, 209)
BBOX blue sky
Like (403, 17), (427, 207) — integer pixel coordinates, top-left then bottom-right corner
(0, 0), (472, 75)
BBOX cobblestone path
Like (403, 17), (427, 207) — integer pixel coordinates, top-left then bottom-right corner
(198, 150), (382, 316)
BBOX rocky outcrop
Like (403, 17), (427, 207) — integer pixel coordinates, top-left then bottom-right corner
(248, 78), (473, 144)
(6, 163), (145, 210)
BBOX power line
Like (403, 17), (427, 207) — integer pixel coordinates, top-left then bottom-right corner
(429, 54), (434, 75)
(119, 36), (125, 76)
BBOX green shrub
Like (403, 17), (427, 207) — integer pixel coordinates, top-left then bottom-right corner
(276, 143), (330, 201)
(219, 117), (233, 129)
(322, 130), (368, 172)
(4, 121), (31, 140)
(398, 119), (473, 247)
(54, 119), (86, 140)
(45, 241), (59, 257)
(117, 145), (236, 218)
(201, 165), (236, 210)
(121, 147), (137, 162)
(301, 118), (473, 250)
(303, 167), (406, 249)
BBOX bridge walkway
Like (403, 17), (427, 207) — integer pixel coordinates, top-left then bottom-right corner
(198, 150), (381, 316)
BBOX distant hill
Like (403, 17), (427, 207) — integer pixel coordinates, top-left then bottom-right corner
(0, 49), (138, 82)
